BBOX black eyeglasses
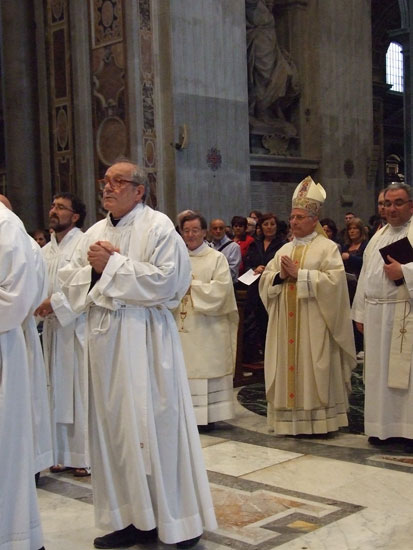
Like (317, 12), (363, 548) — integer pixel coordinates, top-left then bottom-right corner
(383, 199), (411, 208)
(50, 202), (75, 213)
(98, 177), (137, 192)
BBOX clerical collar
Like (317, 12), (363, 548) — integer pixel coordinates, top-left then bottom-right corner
(108, 203), (143, 227)
(189, 241), (208, 255)
(292, 231), (317, 246)
(110, 214), (120, 226)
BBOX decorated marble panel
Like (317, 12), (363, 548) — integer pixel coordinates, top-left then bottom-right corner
(91, 0), (123, 48)
(46, 0), (75, 195)
(89, 0), (157, 209)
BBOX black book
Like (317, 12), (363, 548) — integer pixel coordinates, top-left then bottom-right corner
(379, 236), (413, 286)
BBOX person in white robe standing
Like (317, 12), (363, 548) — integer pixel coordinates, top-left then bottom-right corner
(35, 192), (89, 476)
(176, 211), (238, 428)
(259, 176), (356, 435)
(0, 194), (53, 478)
(59, 160), (217, 549)
(0, 201), (45, 550)
(25, 234), (53, 478)
(353, 182), (413, 449)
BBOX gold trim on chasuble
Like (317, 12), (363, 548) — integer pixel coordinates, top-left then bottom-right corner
(286, 244), (307, 408)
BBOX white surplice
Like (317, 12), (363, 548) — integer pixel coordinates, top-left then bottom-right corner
(59, 203), (217, 544)
(42, 227), (88, 467)
(23, 237), (53, 472)
(352, 219), (413, 439)
(175, 243), (238, 424)
(260, 233), (356, 435)
(0, 203), (44, 550)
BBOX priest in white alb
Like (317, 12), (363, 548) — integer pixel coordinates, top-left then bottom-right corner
(0, 194), (53, 478)
(176, 211), (238, 427)
(259, 176), (356, 435)
(59, 160), (217, 549)
(35, 192), (89, 476)
(353, 182), (413, 447)
(0, 200), (45, 550)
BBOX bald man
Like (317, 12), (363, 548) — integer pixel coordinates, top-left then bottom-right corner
(209, 218), (241, 282)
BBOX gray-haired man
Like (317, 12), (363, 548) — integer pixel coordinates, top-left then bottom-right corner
(59, 160), (217, 549)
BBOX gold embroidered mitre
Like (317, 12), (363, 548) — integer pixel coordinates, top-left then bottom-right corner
(292, 176), (326, 216)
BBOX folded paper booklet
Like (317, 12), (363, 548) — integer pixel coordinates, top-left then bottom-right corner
(379, 236), (413, 286)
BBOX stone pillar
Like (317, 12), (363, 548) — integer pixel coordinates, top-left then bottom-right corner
(155, 0), (250, 223)
(0, 0), (42, 229)
(306, 0), (374, 223)
(69, 1), (96, 226)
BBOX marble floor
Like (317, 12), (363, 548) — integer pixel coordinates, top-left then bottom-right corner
(37, 389), (413, 550)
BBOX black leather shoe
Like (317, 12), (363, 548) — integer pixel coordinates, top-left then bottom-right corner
(94, 524), (157, 548)
(368, 436), (388, 446)
(176, 535), (202, 549)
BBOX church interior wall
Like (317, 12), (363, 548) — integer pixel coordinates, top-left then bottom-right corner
(166, 0), (251, 224)
(316, 0), (374, 224)
(0, 0), (409, 231)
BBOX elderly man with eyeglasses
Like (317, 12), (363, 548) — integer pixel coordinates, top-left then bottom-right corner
(259, 176), (356, 436)
(35, 192), (90, 477)
(353, 182), (413, 450)
(58, 160), (217, 549)
(175, 211), (238, 430)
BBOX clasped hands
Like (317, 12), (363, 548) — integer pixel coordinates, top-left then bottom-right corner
(280, 255), (298, 280)
(87, 241), (120, 274)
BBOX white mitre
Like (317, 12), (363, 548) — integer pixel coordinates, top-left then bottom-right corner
(292, 176), (326, 216)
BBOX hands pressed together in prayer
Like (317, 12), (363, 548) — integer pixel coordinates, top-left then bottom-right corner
(280, 255), (299, 280)
(383, 255), (404, 281)
(87, 241), (120, 273)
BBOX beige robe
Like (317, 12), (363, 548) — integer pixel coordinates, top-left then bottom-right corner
(259, 233), (356, 435)
(175, 244), (238, 424)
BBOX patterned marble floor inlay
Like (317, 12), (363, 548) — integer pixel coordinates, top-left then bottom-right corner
(39, 469), (363, 550)
(206, 472), (363, 549)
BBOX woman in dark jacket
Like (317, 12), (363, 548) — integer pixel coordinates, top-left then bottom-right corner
(341, 217), (368, 353)
(242, 213), (286, 363)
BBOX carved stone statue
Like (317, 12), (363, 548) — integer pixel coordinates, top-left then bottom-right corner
(246, 0), (300, 150)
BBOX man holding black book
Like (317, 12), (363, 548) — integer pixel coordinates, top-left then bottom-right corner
(353, 182), (413, 449)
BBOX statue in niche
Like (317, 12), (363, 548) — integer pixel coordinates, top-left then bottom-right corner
(246, 0), (300, 153)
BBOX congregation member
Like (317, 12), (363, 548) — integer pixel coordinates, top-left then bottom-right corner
(210, 217), (241, 282)
(249, 209), (262, 222)
(177, 211), (238, 428)
(33, 228), (50, 247)
(353, 182), (413, 449)
(59, 160), (217, 549)
(231, 215), (254, 275)
(338, 211), (356, 245)
(341, 217), (369, 301)
(342, 217), (369, 354)
(320, 217), (340, 249)
(243, 212), (285, 363)
(372, 190), (387, 234)
(246, 216), (257, 236)
(35, 192), (90, 477)
(0, 199), (45, 550)
(260, 176), (356, 435)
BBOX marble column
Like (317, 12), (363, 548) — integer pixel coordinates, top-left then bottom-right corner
(0, 0), (43, 230)
(154, 0), (250, 223)
(69, 0), (96, 226)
